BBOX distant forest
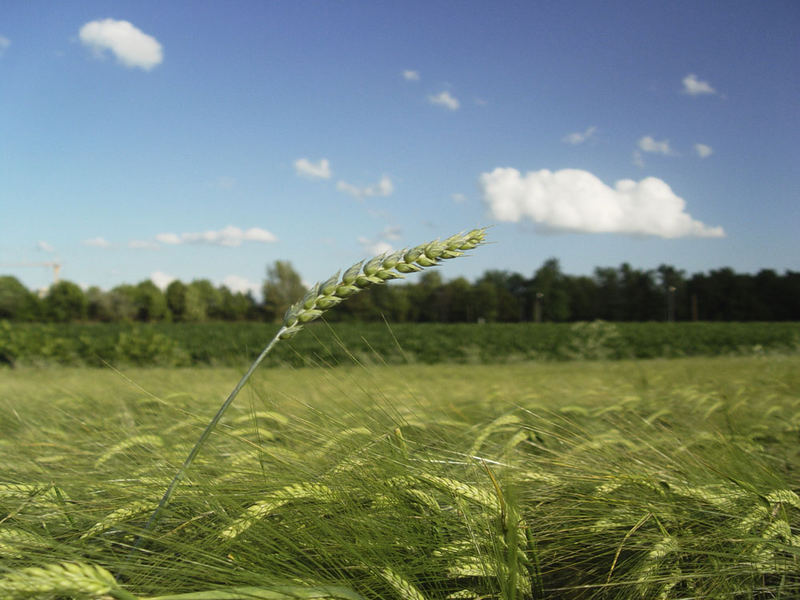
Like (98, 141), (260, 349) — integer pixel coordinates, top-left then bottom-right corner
(1, 258), (798, 323)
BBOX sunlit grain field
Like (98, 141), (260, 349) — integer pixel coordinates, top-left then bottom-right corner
(1, 357), (799, 599)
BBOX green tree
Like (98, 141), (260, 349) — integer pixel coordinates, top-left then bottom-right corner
(406, 271), (444, 322)
(564, 275), (598, 321)
(262, 261), (305, 322)
(0, 276), (41, 320)
(532, 258), (570, 321)
(86, 286), (115, 322)
(657, 265), (687, 321)
(594, 267), (624, 321)
(475, 271), (522, 321)
(44, 280), (88, 322)
(108, 285), (138, 321)
(618, 263), (660, 321)
(437, 277), (472, 322)
(166, 280), (188, 321)
(217, 286), (256, 320)
(135, 280), (169, 321)
(471, 280), (500, 322)
(369, 284), (409, 322)
(187, 280), (222, 321)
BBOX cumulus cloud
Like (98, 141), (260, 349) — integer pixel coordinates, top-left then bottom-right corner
(562, 126), (597, 145)
(336, 175), (394, 198)
(694, 143), (713, 158)
(83, 236), (111, 248)
(150, 271), (175, 290)
(402, 69), (420, 81)
(37, 241), (55, 252)
(428, 91), (460, 110)
(682, 73), (716, 95)
(79, 18), (163, 70)
(294, 157), (332, 179)
(0, 36), (10, 57)
(480, 167), (724, 239)
(638, 136), (674, 156)
(155, 226), (278, 247)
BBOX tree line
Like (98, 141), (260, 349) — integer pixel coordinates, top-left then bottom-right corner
(1, 258), (798, 323)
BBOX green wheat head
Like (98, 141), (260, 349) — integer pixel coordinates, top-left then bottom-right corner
(279, 228), (487, 340)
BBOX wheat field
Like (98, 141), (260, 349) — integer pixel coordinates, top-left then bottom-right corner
(1, 355), (798, 599)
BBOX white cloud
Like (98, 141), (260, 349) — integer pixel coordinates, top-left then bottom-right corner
(83, 236), (111, 248)
(150, 271), (175, 291)
(682, 73), (716, 96)
(373, 176), (394, 196)
(155, 232), (182, 245)
(129, 240), (159, 249)
(294, 157), (332, 179)
(638, 135), (674, 155)
(336, 181), (362, 197)
(428, 90), (460, 110)
(37, 241), (55, 252)
(358, 236), (394, 256)
(358, 226), (403, 255)
(221, 274), (261, 297)
(451, 193), (467, 203)
(694, 143), (713, 158)
(0, 36), (10, 57)
(480, 167), (724, 239)
(562, 126), (597, 145)
(381, 226), (403, 241)
(402, 69), (420, 81)
(155, 226), (278, 247)
(632, 150), (645, 168)
(78, 18), (163, 71)
(336, 175), (394, 198)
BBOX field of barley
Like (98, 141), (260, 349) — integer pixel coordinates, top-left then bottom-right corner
(1, 354), (799, 599)
(1, 234), (798, 599)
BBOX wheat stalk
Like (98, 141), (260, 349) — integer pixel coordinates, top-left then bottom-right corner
(138, 229), (486, 543)
(95, 434), (164, 468)
(219, 482), (336, 540)
(379, 568), (429, 600)
(0, 528), (50, 559)
(81, 500), (158, 539)
(0, 561), (135, 600)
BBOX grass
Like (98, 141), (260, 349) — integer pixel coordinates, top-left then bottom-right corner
(1, 356), (799, 598)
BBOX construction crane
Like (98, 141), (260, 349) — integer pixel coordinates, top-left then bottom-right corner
(0, 262), (62, 285)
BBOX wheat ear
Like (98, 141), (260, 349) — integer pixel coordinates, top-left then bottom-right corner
(139, 229), (486, 543)
(0, 561), (136, 600)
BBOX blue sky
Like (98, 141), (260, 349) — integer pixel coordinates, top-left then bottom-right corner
(2, 1), (798, 296)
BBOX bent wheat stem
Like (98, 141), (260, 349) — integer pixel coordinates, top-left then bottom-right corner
(138, 229), (486, 544)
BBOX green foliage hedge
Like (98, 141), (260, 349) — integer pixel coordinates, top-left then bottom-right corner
(1, 320), (798, 368)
